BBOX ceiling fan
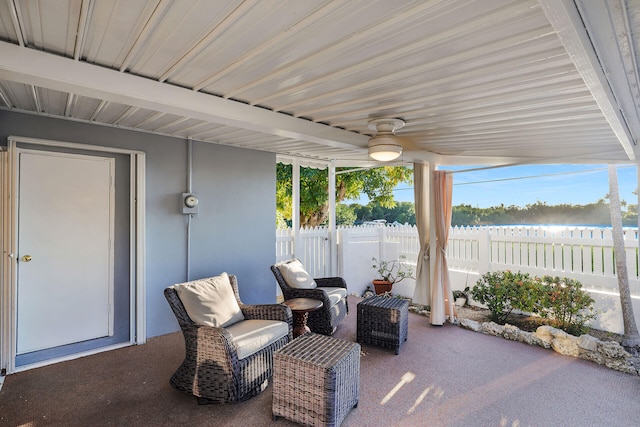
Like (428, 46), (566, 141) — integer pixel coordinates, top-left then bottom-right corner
(366, 118), (439, 163)
(367, 118), (407, 161)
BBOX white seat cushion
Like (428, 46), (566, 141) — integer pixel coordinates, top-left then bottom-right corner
(225, 319), (290, 359)
(277, 259), (317, 289)
(317, 287), (347, 306)
(173, 272), (245, 328)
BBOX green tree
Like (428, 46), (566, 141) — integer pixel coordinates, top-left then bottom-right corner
(448, 198), (629, 226)
(452, 204), (482, 226)
(390, 201), (415, 225)
(277, 163), (412, 227)
(336, 203), (357, 225)
(623, 204), (638, 224)
(352, 203), (373, 222)
(276, 210), (288, 229)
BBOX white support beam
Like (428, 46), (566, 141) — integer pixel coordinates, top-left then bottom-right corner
(0, 41), (368, 151)
(328, 160), (337, 276)
(539, 0), (637, 161)
(429, 165), (436, 314)
(292, 159), (300, 257)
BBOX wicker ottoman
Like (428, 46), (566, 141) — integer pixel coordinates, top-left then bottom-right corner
(357, 296), (409, 355)
(272, 333), (360, 427)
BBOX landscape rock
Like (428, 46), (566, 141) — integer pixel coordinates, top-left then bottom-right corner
(551, 334), (580, 357)
(481, 322), (504, 336)
(577, 334), (599, 352)
(516, 330), (533, 344)
(460, 318), (482, 332)
(577, 335), (603, 364)
(597, 340), (630, 359)
(579, 350), (603, 365)
(502, 324), (520, 341)
(417, 299), (638, 374)
(534, 325), (555, 346)
(604, 359), (637, 374)
(457, 320), (638, 375)
(536, 336), (551, 348)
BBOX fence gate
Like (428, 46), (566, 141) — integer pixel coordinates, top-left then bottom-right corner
(276, 227), (330, 278)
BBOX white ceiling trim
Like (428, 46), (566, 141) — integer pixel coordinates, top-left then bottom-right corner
(539, 0), (637, 161)
(0, 41), (369, 152)
(574, 0), (640, 146)
(440, 149), (637, 166)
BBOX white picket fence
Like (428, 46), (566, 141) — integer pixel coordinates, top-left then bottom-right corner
(447, 225), (640, 292)
(276, 224), (640, 334)
(276, 228), (331, 278)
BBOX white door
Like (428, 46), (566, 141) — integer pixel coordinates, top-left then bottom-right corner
(16, 150), (114, 354)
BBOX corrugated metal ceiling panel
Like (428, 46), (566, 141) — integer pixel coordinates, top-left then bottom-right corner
(0, 0), (638, 166)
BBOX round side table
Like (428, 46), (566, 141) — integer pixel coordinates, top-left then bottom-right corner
(282, 297), (324, 338)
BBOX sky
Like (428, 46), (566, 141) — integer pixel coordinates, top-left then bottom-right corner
(355, 164), (638, 208)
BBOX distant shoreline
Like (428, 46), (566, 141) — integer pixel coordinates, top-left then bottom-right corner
(458, 224), (636, 228)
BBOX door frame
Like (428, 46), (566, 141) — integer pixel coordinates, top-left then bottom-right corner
(0, 136), (146, 374)
(16, 149), (115, 354)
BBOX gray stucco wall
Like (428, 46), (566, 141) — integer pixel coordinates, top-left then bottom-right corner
(0, 110), (277, 339)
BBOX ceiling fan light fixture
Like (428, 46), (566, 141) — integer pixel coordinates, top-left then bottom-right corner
(368, 135), (403, 161)
(367, 118), (405, 161)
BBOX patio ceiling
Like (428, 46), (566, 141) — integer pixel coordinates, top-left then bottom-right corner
(0, 0), (639, 167)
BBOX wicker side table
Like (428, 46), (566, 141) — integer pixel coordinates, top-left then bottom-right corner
(272, 333), (360, 427)
(357, 296), (409, 355)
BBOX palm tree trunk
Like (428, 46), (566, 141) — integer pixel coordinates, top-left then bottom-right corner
(608, 165), (640, 350)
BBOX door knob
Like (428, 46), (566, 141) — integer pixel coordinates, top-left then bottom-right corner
(22, 255), (32, 262)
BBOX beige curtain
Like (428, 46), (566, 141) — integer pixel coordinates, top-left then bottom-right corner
(431, 170), (456, 325)
(412, 163), (430, 306)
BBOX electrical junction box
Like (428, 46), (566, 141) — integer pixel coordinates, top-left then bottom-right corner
(181, 192), (199, 214)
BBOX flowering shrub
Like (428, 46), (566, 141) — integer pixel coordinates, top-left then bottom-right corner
(470, 270), (596, 336)
(538, 275), (596, 336)
(470, 271), (542, 324)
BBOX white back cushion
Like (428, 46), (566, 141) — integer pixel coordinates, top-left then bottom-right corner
(278, 259), (317, 289)
(174, 272), (245, 328)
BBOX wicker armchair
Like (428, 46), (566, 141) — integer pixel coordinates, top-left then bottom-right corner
(164, 274), (292, 404)
(271, 259), (348, 336)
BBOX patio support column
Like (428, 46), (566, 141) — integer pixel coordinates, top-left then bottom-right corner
(328, 160), (337, 276)
(429, 166), (438, 310)
(292, 159), (300, 257)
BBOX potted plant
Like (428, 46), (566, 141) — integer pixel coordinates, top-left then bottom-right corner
(371, 255), (414, 295)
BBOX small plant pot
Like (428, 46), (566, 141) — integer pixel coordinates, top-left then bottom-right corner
(455, 297), (467, 307)
(372, 280), (393, 295)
